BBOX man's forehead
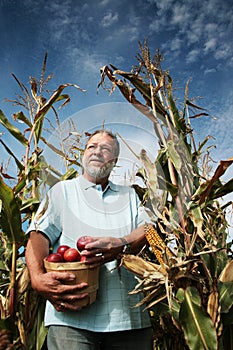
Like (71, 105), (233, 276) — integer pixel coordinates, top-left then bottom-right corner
(87, 133), (115, 145)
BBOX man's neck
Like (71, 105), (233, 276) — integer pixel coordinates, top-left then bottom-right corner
(83, 173), (109, 191)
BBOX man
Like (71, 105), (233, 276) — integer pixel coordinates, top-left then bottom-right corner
(26, 129), (153, 350)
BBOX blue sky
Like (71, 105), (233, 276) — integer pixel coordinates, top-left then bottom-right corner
(0, 0), (232, 193)
(0, 0), (232, 155)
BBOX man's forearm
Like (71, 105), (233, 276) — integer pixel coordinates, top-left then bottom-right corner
(123, 223), (151, 254)
(25, 231), (50, 287)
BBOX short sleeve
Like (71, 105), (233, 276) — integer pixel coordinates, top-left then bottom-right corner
(26, 182), (63, 245)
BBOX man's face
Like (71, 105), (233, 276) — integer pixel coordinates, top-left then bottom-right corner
(82, 133), (118, 180)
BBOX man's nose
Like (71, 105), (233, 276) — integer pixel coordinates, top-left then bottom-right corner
(93, 146), (102, 155)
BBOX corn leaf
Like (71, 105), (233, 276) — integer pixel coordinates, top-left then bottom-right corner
(179, 287), (217, 350)
(0, 139), (24, 171)
(34, 83), (85, 142)
(210, 178), (233, 200)
(13, 177), (26, 195)
(13, 111), (32, 127)
(188, 205), (206, 242)
(25, 295), (47, 350)
(20, 198), (40, 213)
(167, 140), (182, 171)
(219, 260), (233, 283)
(168, 91), (187, 134)
(0, 176), (25, 243)
(121, 254), (161, 278)
(0, 110), (28, 147)
(110, 65), (153, 108)
(218, 282), (233, 313)
(60, 168), (78, 180)
(198, 158), (233, 204)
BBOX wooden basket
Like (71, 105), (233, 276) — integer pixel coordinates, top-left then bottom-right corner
(44, 259), (99, 307)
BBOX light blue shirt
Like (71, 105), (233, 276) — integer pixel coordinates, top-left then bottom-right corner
(27, 175), (151, 332)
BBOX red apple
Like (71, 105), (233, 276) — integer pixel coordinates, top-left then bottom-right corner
(46, 253), (63, 262)
(57, 245), (70, 258)
(63, 248), (81, 262)
(77, 236), (93, 251)
(80, 255), (87, 262)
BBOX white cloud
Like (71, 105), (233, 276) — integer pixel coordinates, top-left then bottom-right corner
(186, 49), (200, 64)
(103, 23), (139, 45)
(149, 17), (167, 32)
(99, 0), (110, 5)
(171, 3), (191, 26)
(205, 23), (218, 35)
(214, 44), (232, 60)
(147, 0), (233, 71)
(204, 67), (217, 75)
(68, 48), (106, 78)
(170, 37), (183, 52)
(204, 38), (217, 54)
(154, 0), (176, 14)
(100, 11), (119, 28)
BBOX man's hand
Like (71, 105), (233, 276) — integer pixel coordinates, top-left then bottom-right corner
(80, 236), (123, 268)
(31, 270), (89, 312)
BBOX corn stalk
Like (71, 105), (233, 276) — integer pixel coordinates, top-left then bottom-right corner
(0, 54), (85, 349)
(99, 40), (233, 350)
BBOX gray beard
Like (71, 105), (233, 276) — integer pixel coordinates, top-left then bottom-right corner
(82, 158), (115, 179)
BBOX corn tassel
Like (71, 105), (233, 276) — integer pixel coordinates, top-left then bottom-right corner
(145, 224), (172, 265)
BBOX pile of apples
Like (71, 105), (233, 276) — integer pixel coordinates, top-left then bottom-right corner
(45, 236), (93, 263)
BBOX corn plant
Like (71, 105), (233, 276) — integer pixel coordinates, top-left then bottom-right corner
(99, 40), (233, 350)
(0, 54), (85, 349)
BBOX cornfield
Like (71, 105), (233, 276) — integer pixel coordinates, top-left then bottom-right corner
(0, 42), (233, 350)
(0, 53), (85, 349)
(99, 40), (233, 350)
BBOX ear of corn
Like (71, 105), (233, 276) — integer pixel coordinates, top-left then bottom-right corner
(121, 254), (162, 278)
(145, 224), (173, 265)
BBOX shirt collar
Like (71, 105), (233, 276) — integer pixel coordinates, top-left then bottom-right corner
(79, 175), (119, 192)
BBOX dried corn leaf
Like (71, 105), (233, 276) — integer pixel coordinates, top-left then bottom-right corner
(219, 260), (233, 282)
(207, 290), (219, 328)
(121, 254), (162, 278)
(198, 158), (233, 204)
(16, 266), (30, 295)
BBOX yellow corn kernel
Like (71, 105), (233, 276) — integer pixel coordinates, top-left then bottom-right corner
(145, 224), (172, 265)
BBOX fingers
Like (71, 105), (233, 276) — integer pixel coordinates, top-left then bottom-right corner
(53, 271), (76, 283)
(52, 292), (89, 312)
(84, 236), (122, 252)
(81, 237), (122, 267)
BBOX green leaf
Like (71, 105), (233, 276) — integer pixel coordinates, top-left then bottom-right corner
(13, 111), (32, 127)
(188, 205), (205, 242)
(40, 169), (59, 187)
(20, 197), (40, 213)
(170, 297), (181, 323)
(0, 317), (15, 332)
(26, 296), (47, 350)
(0, 139), (24, 171)
(168, 91), (187, 134)
(210, 178), (233, 200)
(219, 282), (233, 313)
(13, 177), (26, 195)
(0, 110), (28, 147)
(34, 83), (85, 142)
(60, 168), (78, 180)
(180, 287), (217, 350)
(0, 176), (25, 244)
(167, 140), (182, 171)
